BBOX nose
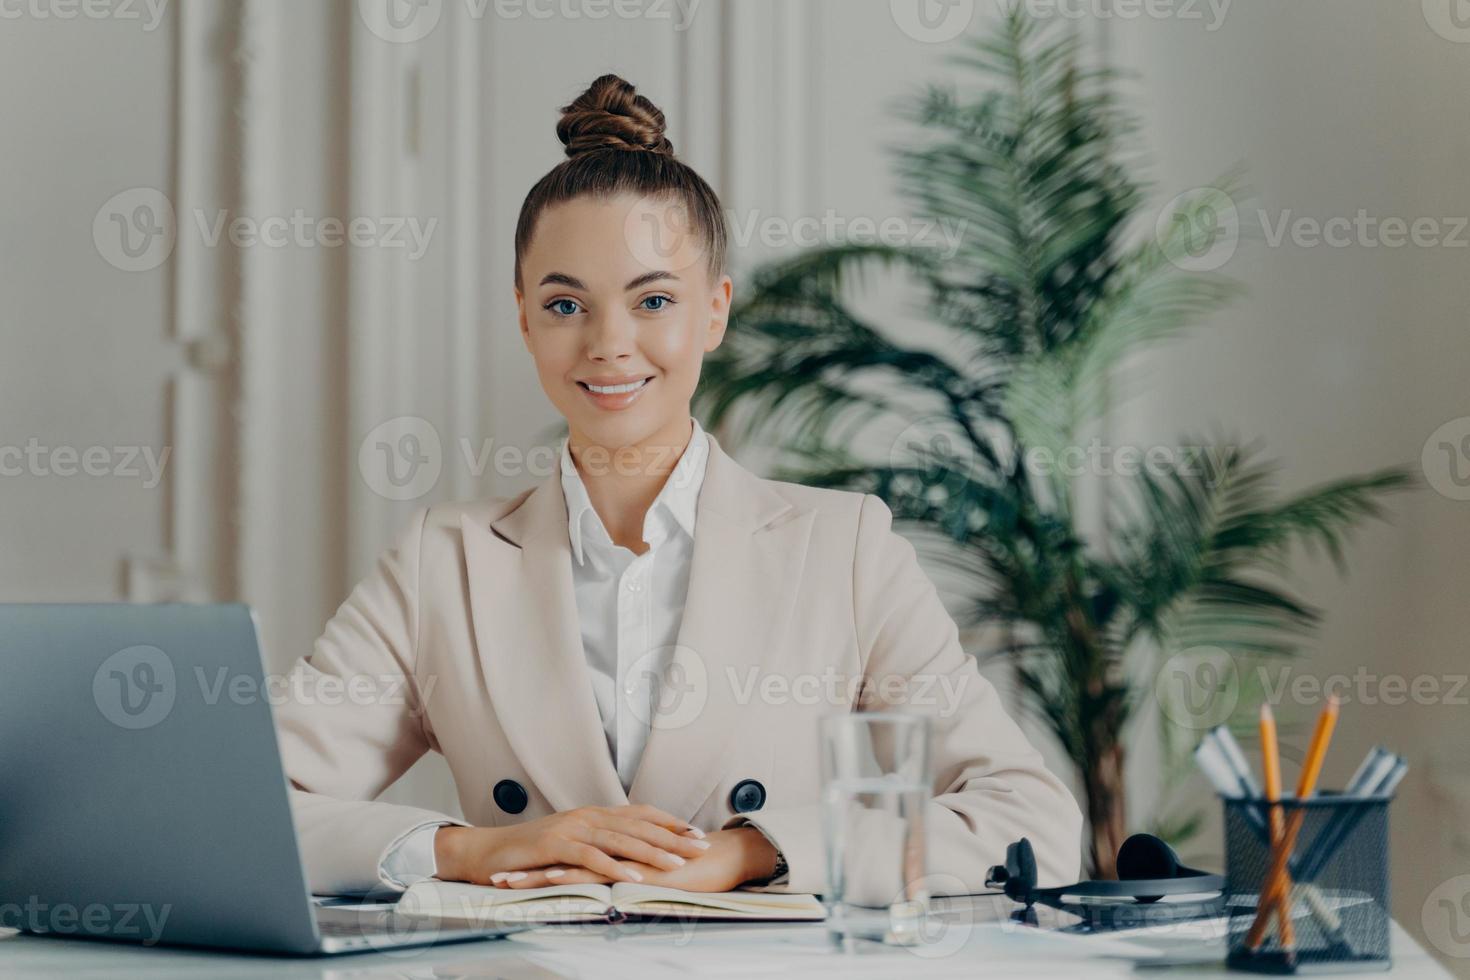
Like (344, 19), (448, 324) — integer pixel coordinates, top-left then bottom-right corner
(586, 309), (637, 363)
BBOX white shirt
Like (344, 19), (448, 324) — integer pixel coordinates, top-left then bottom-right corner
(377, 418), (710, 887)
(564, 416), (708, 791)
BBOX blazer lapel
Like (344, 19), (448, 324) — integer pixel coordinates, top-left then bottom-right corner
(460, 430), (815, 824)
(462, 477), (630, 813)
(627, 433), (816, 820)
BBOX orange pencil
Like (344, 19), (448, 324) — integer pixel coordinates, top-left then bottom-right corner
(1246, 696), (1341, 953)
(1256, 703), (1295, 949)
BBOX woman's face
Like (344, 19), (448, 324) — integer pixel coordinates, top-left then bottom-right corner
(516, 193), (731, 453)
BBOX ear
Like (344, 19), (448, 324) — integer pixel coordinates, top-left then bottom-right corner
(515, 286), (531, 352)
(704, 273), (733, 353)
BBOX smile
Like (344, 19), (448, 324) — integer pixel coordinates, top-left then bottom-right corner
(576, 375), (654, 411)
(578, 378), (651, 394)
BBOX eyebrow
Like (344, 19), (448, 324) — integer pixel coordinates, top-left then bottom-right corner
(538, 270), (679, 292)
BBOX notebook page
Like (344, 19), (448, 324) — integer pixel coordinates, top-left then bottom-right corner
(609, 882), (825, 919)
(401, 879), (612, 923)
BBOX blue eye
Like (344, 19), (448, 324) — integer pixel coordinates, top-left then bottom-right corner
(640, 294), (675, 312)
(545, 298), (582, 317)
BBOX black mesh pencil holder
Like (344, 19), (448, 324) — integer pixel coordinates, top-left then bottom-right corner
(1224, 793), (1392, 974)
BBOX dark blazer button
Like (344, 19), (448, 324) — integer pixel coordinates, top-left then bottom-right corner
(493, 779), (528, 814)
(729, 779), (766, 814)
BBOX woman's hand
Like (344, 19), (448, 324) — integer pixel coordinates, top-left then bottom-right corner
(490, 826), (779, 893)
(433, 804), (711, 885)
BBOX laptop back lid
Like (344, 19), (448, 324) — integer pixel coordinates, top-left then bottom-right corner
(0, 603), (321, 953)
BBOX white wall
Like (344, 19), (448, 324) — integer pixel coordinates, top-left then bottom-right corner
(0, 7), (175, 600)
(0, 1), (354, 656)
(1106, 0), (1470, 967)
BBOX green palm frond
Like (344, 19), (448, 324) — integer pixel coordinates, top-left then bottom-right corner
(1002, 192), (1245, 497)
(1108, 444), (1411, 657)
(890, 7), (1143, 359)
(734, 242), (934, 312)
(1212, 466), (1415, 571)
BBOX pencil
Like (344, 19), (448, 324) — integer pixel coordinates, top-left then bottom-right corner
(1256, 703), (1295, 949)
(1246, 695), (1341, 954)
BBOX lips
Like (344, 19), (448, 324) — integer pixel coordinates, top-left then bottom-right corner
(577, 377), (652, 394)
(576, 375), (654, 411)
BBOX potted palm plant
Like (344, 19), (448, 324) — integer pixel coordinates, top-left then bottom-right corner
(694, 7), (1410, 877)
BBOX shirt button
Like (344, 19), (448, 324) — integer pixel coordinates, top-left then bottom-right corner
(626, 581), (642, 592)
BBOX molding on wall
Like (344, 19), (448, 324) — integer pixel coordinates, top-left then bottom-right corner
(447, 12), (485, 502)
(345, 4), (490, 564)
(346, 16), (411, 577)
(770, 0), (812, 221)
(235, 0), (284, 608)
(157, 0), (247, 603)
(674, 0), (725, 188)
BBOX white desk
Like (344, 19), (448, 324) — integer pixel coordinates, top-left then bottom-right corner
(1, 903), (1453, 978)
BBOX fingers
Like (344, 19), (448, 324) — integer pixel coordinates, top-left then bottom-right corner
(491, 806), (710, 884)
(585, 827), (690, 871)
(495, 866), (611, 889)
(604, 804), (706, 839)
(601, 815), (711, 861)
(499, 861), (659, 891)
(554, 840), (646, 883)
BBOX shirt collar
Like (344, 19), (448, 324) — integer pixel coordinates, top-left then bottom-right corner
(560, 417), (710, 566)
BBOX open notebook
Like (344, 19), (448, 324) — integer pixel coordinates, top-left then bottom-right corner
(400, 878), (826, 924)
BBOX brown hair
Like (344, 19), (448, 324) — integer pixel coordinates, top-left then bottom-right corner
(513, 73), (728, 290)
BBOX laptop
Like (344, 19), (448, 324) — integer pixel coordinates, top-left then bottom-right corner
(0, 603), (524, 955)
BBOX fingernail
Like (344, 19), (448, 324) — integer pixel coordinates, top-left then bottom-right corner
(665, 854), (686, 866)
(506, 872), (528, 882)
(546, 869), (566, 879)
(490, 872), (508, 883)
(685, 826), (706, 839)
(625, 869), (643, 882)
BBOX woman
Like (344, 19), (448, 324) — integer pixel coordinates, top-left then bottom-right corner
(276, 74), (1082, 899)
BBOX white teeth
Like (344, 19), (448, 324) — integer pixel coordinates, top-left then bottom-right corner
(585, 378), (649, 394)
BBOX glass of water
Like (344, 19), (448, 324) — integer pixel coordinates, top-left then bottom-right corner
(819, 711), (932, 947)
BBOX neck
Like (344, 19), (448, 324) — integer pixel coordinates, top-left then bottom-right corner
(567, 415), (695, 554)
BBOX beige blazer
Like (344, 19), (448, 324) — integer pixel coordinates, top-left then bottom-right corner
(275, 430), (1083, 896)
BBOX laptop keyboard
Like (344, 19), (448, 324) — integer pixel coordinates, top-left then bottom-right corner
(314, 906), (504, 947)
(316, 907), (433, 939)
(316, 916), (386, 937)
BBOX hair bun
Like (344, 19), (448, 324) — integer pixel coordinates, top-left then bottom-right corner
(557, 73), (674, 158)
